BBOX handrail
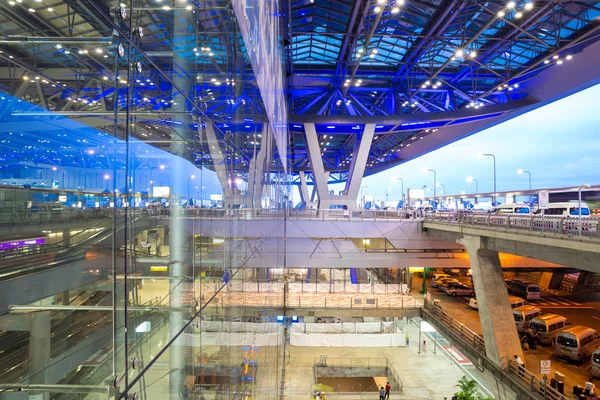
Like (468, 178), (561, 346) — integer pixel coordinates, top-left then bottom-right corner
(422, 300), (568, 400)
(424, 212), (600, 239)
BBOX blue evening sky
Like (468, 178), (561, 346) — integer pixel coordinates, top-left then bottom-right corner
(316, 82), (600, 204)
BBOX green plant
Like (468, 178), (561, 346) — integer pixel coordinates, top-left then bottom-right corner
(453, 376), (490, 400)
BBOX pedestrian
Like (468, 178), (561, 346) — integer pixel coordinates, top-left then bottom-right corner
(385, 382), (391, 399)
(585, 379), (596, 398)
(514, 354), (525, 377)
(379, 387), (385, 400)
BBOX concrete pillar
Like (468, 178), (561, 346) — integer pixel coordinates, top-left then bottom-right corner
(576, 271), (594, 286)
(298, 171), (317, 209)
(28, 312), (51, 400)
(539, 272), (565, 290)
(61, 290), (70, 305)
(62, 229), (71, 247)
(460, 235), (523, 368)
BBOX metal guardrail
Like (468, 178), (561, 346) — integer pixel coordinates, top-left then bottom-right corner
(425, 212), (600, 238)
(422, 300), (568, 400)
(560, 281), (600, 293)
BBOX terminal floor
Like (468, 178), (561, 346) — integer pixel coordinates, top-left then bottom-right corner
(414, 276), (596, 395)
(285, 320), (491, 400)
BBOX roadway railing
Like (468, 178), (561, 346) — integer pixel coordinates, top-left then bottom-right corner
(152, 207), (413, 221)
(422, 300), (568, 400)
(425, 212), (600, 238)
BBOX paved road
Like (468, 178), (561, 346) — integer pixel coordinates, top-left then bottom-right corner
(412, 274), (600, 393)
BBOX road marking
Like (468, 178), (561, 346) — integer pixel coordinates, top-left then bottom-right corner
(592, 316), (600, 321)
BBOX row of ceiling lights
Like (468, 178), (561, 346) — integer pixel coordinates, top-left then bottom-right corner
(373, 0), (405, 14)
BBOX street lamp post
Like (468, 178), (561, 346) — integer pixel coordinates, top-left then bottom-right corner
(392, 177), (404, 208)
(361, 185), (368, 209)
(480, 154), (496, 205)
(466, 176), (478, 194)
(188, 175), (195, 204)
(578, 184), (591, 236)
(385, 188), (391, 203)
(103, 174), (110, 190)
(517, 169), (532, 190)
(426, 169), (437, 197)
(436, 183), (445, 196)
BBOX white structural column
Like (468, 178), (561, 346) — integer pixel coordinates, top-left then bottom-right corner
(298, 171), (317, 209)
(204, 121), (231, 206)
(244, 125), (270, 208)
(460, 235), (523, 368)
(304, 123), (375, 210)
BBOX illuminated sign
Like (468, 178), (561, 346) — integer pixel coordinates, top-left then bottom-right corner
(210, 194), (223, 201)
(150, 266), (168, 272)
(152, 186), (171, 198)
(135, 321), (151, 333)
(408, 189), (425, 199)
(58, 195), (67, 202)
(0, 238), (44, 250)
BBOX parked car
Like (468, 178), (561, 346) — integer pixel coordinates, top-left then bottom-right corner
(445, 284), (476, 297)
(437, 278), (460, 292)
(443, 268), (461, 275)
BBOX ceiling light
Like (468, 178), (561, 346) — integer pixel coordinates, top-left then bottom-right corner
(369, 54), (375, 58)
(391, 7), (399, 13)
(186, 5), (192, 10)
(344, 82), (349, 87)
(544, 59), (550, 64)
(8, 1), (15, 5)
(95, 48), (103, 54)
(552, 55), (559, 59)
(566, 54), (572, 60)
(524, 2), (534, 10)
(28, 8), (35, 12)
(22, 76), (29, 80)
(506, 1), (516, 9)
(556, 60), (563, 65)
(56, 44), (62, 49)
(372, 49), (378, 54)
(455, 49), (464, 57)
(513, 83), (519, 88)
(162, 6), (171, 10)
(497, 11), (505, 17)
(515, 12), (523, 18)
(377, 0), (386, 3)
(374, 6), (381, 13)
(358, 48), (363, 53)
(470, 51), (477, 58)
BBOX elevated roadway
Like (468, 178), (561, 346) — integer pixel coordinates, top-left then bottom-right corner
(423, 214), (600, 272)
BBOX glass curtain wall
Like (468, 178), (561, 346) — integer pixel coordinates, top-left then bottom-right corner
(0, 0), (289, 399)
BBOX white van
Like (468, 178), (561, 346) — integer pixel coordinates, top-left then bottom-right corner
(469, 296), (525, 310)
(534, 202), (590, 217)
(529, 314), (570, 345)
(509, 296), (527, 309)
(555, 326), (600, 362)
(512, 305), (541, 333)
(493, 203), (532, 215)
(510, 280), (541, 300)
(591, 348), (600, 378)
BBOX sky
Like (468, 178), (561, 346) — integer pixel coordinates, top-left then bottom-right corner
(301, 82), (600, 204)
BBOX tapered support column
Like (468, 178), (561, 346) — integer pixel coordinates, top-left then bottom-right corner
(304, 123), (374, 211)
(245, 125), (270, 209)
(29, 312), (51, 400)
(539, 272), (564, 290)
(298, 171), (317, 209)
(460, 236), (523, 368)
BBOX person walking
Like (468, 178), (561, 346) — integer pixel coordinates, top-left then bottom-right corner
(385, 382), (391, 399)
(379, 387), (385, 400)
(514, 354), (525, 377)
(585, 379), (596, 398)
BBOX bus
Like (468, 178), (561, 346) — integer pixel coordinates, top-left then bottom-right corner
(510, 280), (541, 300)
